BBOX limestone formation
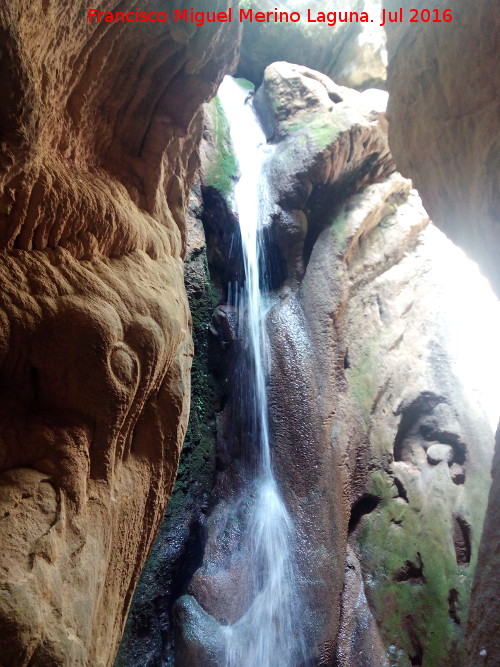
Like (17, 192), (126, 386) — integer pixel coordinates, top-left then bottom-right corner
(120, 63), (496, 666)
(0, 1), (239, 664)
(236, 0), (387, 90)
(383, 0), (500, 296)
(383, 3), (500, 663)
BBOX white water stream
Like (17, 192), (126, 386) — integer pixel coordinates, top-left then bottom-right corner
(217, 77), (306, 667)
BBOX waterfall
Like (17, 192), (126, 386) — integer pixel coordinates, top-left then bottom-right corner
(217, 77), (306, 667)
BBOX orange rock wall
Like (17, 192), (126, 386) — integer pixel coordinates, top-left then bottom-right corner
(0, 2), (239, 664)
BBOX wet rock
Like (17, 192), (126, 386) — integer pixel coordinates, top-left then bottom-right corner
(336, 547), (390, 667)
(139, 62), (497, 667)
(274, 60), (496, 658)
(173, 595), (226, 667)
(253, 61), (395, 286)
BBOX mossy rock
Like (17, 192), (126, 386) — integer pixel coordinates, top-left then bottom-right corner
(356, 466), (475, 666)
(204, 96), (238, 200)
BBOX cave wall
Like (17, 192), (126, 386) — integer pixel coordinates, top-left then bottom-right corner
(0, 1), (239, 664)
(383, 3), (500, 664)
(383, 0), (499, 296)
(116, 93), (246, 665)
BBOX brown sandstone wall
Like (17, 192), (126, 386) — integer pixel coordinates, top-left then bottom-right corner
(0, 1), (239, 665)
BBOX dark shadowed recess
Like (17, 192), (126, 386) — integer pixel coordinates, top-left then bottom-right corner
(348, 494), (380, 533)
(303, 152), (383, 267)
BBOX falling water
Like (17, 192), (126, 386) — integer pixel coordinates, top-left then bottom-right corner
(217, 77), (306, 667)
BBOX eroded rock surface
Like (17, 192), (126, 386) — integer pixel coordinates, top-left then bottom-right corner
(383, 0), (499, 296)
(236, 0), (387, 90)
(0, 2), (239, 664)
(383, 4), (500, 663)
(155, 63), (496, 666)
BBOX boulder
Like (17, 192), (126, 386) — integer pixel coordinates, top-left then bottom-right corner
(427, 444), (454, 465)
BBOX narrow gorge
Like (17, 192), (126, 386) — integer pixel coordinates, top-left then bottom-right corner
(0, 1), (499, 666)
(119, 60), (499, 667)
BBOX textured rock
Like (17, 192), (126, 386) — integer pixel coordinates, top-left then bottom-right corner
(263, 64), (495, 664)
(117, 89), (253, 665)
(332, 0), (387, 90)
(0, 2), (239, 664)
(383, 0), (500, 296)
(117, 61), (498, 665)
(115, 179), (226, 667)
(383, 3), (500, 663)
(340, 216), (495, 665)
(171, 66), (397, 663)
(336, 547), (390, 667)
(164, 65), (496, 666)
(426, 444), (454, 465)
(467, 425), (500, 667)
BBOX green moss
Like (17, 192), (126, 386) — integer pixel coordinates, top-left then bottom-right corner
(357, 470), (470, 666)
(346, 343), (379, 427)
(286, 111), (343, 151)
(204, 97), (238, 199)
(172, 254), (221, 508)
(234, 77), (255, 92)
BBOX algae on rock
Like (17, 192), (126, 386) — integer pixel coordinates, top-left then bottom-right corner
(203, 97), (239, 200)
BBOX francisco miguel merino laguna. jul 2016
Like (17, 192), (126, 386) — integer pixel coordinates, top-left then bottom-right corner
(86, 7), (454, 26)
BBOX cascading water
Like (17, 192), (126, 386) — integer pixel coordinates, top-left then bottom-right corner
(216, 77), (306, 667)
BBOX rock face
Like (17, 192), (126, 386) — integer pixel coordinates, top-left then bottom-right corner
(383, 0), (500, 296)
(125, 63), (496, 666)
(172, 65), (398, 663)
(115, 178), (230, 667)
(468, 425), (500, 667)
(0, 2), (239, 664)
(263, 63), (496, 666)
(383, 4), (500, 664)
(236, 0), (387, 90)
(117, 92), (246, 666)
